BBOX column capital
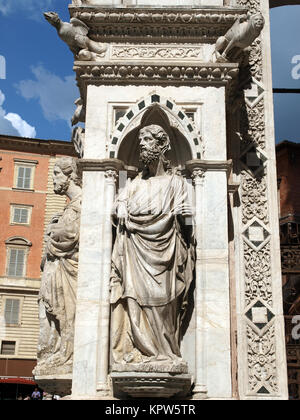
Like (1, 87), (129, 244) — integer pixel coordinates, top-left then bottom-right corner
(105, 169), (118, 185)
(191, 169), (206, 186)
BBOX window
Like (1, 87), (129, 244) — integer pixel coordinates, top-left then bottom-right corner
(185, 111), (196, 122)
(114, 108), (128, 125)
(4, 299), (20, 325)
(1, 341), (16, 355)
(13, 159), (38, 191)
(7, 248), (25, 277)
(180, 105), (203, 133)
(16, 166), (32, 189)
(5, 237), (32, 278)
(10, 205), (32, 225)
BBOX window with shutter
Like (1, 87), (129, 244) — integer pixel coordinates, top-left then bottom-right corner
(4, 299), (20, 325)
(1, 341), (16, 355)
(12, 207), (29, 224)
(8, 248), (25, 277)
(16, 166), (32, 189)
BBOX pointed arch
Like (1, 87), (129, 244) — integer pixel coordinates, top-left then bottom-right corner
(108, 94), (202, 168)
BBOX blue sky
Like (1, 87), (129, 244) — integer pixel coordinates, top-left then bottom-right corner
(270, 5), (300, 143)
(0, 1), (299, 143)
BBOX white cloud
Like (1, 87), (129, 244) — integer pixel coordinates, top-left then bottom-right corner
(16, 65), (77, 126)
(0, 0), (55, 18)
(5, 113), (36, 138)
(0, 89), (36, 138)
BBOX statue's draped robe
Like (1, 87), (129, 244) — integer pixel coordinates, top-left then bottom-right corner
(111, 173), (195, 364)
(37, 194), (81, 368)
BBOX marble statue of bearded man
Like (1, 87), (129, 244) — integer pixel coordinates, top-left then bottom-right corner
(35, 157), (82, 375)
(110, 124), (195, 369)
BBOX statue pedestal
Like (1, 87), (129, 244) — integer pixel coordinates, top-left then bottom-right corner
(111, 372), (192, 399)
(34, 374), (72, 397)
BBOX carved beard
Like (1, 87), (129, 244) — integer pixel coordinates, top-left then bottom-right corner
(140, 146), (161, 167)
(53, 179), (70, 196)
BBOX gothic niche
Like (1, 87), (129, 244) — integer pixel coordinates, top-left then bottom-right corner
(117, 104), (194, 171)
(109, 104), (196, 398)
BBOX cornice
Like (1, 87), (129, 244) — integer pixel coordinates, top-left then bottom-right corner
(0, 135), (77, 157)
(74, 62), (239, 93)
(79, 158), (125, 172)
(69, 7), (248, 42)
(186, 159), (233, 174)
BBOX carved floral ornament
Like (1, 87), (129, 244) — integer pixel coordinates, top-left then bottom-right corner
(69, 8), (247, 26)
(74, 63), (239, 87)
(110, 45), (204, 61)
(68, 7), (249, 42)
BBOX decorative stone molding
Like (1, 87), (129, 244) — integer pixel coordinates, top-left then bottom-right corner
(5, 237), (32, 247)
(110, 44), (204, 61)
(111, 372), (192, 399)
(69, 7), (248, 42)
(74, 62), (239, 89)
(78, 158), (125, 173)
(186, 159), (232, 176)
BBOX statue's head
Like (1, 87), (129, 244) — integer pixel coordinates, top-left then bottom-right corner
(53, 157), (82, 196)
(139, 125), (171, 166)
(44, 12), (60, 27)
(251, 13), (265, 32)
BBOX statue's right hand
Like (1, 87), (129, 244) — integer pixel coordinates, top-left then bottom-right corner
(117, 202), (128, 221)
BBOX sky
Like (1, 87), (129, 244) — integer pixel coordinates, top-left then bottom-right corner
(0, 1), (299, 143)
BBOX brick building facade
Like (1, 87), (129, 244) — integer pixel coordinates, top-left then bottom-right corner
(277, 140), (300, 400)
(0, 134), (76, 399)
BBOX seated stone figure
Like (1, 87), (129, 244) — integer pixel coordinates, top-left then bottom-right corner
(35, 157), (82, 375)
(110, 125), (195, 372)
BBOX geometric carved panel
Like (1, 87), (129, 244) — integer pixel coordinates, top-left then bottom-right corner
(243, 219), (270, 251)
(245, 300), (275, 332)
(240, 145), (267, 177)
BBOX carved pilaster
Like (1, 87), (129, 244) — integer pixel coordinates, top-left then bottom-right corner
(232, 0), (288, 399)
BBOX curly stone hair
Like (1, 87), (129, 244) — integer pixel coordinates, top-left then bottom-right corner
(141, 125), (171, 155)
(55, 157), (82, 188)
(140, 125), (172, 172)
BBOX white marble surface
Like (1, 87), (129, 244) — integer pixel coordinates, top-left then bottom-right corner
(78, 83), (232, 399)
(73, 0), (224, 6)
(84, 84), (226, 161)
(72, 171), (107, 397)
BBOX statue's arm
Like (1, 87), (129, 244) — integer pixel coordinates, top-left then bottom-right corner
(47, 209), (80, 255)
(111, 179), (131, 228)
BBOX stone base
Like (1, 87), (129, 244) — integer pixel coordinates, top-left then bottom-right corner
(34, 374), (72, 397)
(111, 372), (192, 399)
(111, 361), (188, 374)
